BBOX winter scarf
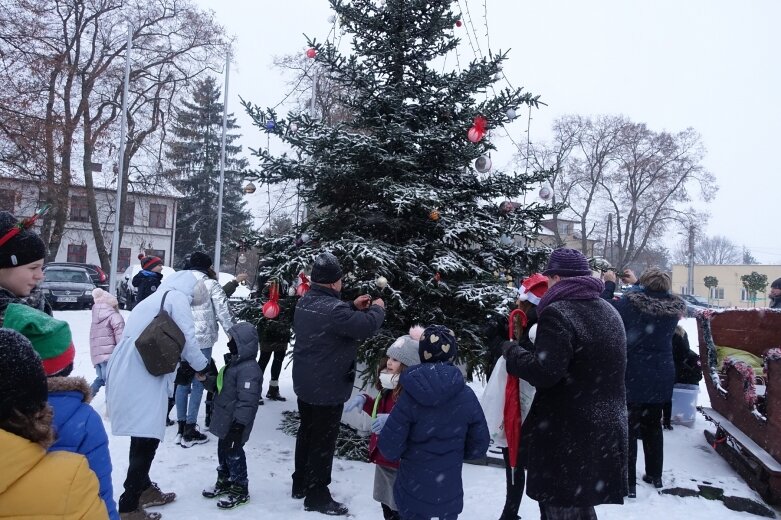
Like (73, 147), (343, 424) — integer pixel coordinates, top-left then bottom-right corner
(537, 275), (604, 316)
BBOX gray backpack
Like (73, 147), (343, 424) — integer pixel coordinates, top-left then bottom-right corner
(135, 291), (185, 376)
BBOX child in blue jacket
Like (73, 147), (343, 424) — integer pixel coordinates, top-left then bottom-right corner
(378, 325), (489, 520)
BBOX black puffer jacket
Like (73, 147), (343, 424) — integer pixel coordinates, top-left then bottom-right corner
(207, 322), (263, 444)
(292, 284), (384, 406)
(132, 270), (163, 304)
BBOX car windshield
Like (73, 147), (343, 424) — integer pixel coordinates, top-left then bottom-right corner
(45, 269), (90, 283)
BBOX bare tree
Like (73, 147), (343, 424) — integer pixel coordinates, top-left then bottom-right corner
(0, 0), (225, 267)
(602, 124), (716, 267)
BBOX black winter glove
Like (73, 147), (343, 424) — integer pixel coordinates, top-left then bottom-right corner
(501, 340), (518, 358)
(225, 422), (245, 450)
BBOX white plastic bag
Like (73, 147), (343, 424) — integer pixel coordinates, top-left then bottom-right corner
(520, 378), (536, 422)
(480, 357), (508, 448)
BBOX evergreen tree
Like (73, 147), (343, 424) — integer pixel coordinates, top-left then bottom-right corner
(167, 76), (252, 266)
(243, 0), (553, 377)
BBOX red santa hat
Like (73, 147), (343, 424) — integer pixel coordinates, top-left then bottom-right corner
(517, 273), (548, 305)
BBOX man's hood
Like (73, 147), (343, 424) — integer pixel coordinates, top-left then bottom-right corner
(399, 362), (465, 407)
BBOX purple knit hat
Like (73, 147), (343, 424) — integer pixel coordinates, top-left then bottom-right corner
(542, 248), (592, 277)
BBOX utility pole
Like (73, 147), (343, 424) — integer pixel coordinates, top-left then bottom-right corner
(214, 51), (230, 276)
(687, 223), (695, 295)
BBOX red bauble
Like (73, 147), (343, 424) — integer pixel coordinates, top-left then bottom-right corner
(262, 300), (280, 319)
(306, 48), (317, 59)
(467, 126), (484, 143)
(296, 272), (311, 297)
(455, 19), (462, 27)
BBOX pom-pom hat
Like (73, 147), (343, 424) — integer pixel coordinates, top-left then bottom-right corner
(138, 253), (163, 271)
(418, 324), (457, 363)
(518, 273), (548, 305)
(188, 251), (212, 271)
(386, 326), (424, 368)
(3, 303), (75, 376)
(542, 248), (592, 278)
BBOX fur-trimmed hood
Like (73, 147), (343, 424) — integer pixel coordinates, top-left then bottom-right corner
(625, 290), (686, 317)
(47, 376), (91, 404)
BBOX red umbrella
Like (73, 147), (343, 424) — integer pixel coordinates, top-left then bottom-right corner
(504, 308), (527, 476)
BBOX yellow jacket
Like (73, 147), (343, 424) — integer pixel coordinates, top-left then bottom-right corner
(0, 428), (107, 519)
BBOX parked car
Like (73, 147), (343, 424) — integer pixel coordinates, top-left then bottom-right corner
(40, 266), (95, 310)
(45, 262), (109, 291)
(117, 263), (176, 310)
(677, 294), (719, 308)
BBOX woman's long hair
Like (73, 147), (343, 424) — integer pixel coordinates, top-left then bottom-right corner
(0, 403), (55, 448)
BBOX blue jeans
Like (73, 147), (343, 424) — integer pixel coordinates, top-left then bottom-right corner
(401, 514), (457, 520)
(217, 438), (248, 487)
(90, 361), (108, 397)
(175, 347), (211, 424)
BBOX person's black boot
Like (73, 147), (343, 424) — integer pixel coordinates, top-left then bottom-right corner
(266, 384), (287, 402)
(304, 499), (349, 516)
(166, 397), (175, 426)
(181, 423), (209, 448)
(642, 474), (663, 488)
(175, 420), (185, 445)
(202, 475), (231, 498)
(217, 484), (250, 509)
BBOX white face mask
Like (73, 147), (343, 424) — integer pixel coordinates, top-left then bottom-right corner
(379, 371), (399, 390)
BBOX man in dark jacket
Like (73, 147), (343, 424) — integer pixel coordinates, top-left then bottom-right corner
(292, 252), (385, 516)
(502, 248), (628, 520)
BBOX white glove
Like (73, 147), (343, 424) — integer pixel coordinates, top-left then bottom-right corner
(371, 414), (389, 434)
(343, 394), (366, 413)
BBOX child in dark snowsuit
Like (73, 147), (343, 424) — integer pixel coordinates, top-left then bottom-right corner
(202, 322), (263, 509)
(379, 325), (490, 520)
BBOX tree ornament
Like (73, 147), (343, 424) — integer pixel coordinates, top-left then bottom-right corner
(243, 182), (256, 194)
(289, 122), (299, 133)
(455, 19), (462, 27)
(499, 200), (522, 214)
(296, 272), (311, 297)
(328, 15), (336, 23)
(467, 115), (487, 143)
(265, 120), (276, 131)
(288, 286), (296, 297)
(375, 275), (388, 289)
(475, 155), (492, 173)
(237, 253), (247, 264)
(500, 234), (513, 246)
(434, 272), (441, 283)
(506, 108), (517, 121)
(429, 209), (440, 221)
(539, 186), (552, 201)
(306, 48), (317, 59)
(301, 232), (311, 243)
(262, 280), (281, 319)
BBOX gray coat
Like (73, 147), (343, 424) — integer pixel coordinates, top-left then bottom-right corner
(208, 322), (263, 443)
(293, 284), (385, 405)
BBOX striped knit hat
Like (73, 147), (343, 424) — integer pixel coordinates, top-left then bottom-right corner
(3, 303), (75, 376)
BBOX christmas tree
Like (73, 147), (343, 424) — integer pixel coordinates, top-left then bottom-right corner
(166, 76), (252, 266)
(242, 0), (552, 377)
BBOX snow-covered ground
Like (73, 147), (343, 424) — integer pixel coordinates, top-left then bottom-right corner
(58, 310), (778, 519)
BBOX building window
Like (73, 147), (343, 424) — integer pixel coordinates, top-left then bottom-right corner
(123, 201), (135, 226)
(741, 288), (757, 302)
(149, 203), (167, 228)
(710, 287), (724, 300)
(146, 249), (166, 265)
(66, 244), (87, 263)
(118, 247), (131, 272)
(681, 286), (687, 295)
(70, 196), (90, 222)
(0, 189), (16, 212)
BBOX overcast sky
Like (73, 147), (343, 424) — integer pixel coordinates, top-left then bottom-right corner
(193, 0), (781, 262)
